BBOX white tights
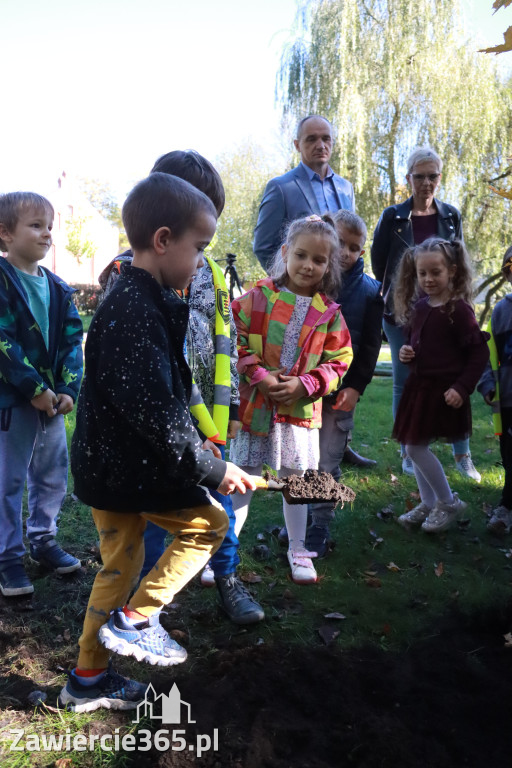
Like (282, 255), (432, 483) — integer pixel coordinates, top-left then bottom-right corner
(231, 466), (308, 551)
(406, 444), (454, 508)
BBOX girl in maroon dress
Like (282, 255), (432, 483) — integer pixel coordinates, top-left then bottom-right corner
(391, 238), (489, 533)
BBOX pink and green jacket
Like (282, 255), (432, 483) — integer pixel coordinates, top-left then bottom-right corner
(232, 278), (353, 436)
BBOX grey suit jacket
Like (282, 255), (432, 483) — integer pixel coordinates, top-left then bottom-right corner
(253, 163), (355, 272)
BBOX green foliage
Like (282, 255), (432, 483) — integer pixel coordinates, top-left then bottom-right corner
(66, 216), (97, 265)
(208, 143), (282, 284)
(79, 178), (129, 252)
(278, 0), (512, 319)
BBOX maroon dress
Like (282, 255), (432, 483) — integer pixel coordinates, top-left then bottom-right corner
(392, 298), (490, 445)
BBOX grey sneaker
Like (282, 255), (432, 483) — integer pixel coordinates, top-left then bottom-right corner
(216, 573), (265, 625)
(455, 455), (481, 483)
(402, 456), (415, 476)
(421, 493), (467, 533)
(487, 505), (512, 536)
(397, 502), (432, 529)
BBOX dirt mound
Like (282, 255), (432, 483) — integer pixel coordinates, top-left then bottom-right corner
(135, 606), (512, 768)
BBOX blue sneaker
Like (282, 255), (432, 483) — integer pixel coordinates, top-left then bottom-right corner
(0, 560), (34, 597)
(30, 536), (81, 574)
(98, 609), (188, 667)
(58, 665), (147, 712)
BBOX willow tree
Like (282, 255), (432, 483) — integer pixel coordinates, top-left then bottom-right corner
(208, 143), (282, 284)
(278, 0), (512, 317)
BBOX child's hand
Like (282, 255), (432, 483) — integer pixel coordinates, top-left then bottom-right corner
(483, 390), (496, 406)
(217, 462), (257, 496)
(256, 370), (285, 407)
(55, 394), (74, 415)
(227, 420), (241, 440)
(202, 438), (222, 459)
(444, 388), (463, 408)
(269, 374), (307, 406)
(31, 388), (58, 417)
(399, 345), (415, 363)
(333, 387), (360, 411)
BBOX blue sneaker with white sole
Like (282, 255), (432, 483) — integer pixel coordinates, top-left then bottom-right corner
(58, 664), (147, 712)
(97, 608), (188, 666)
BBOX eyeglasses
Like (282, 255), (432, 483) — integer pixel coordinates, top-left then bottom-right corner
(411, 173), (440, 183)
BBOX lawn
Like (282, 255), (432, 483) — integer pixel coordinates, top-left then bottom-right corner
(1, 376), (511, 767)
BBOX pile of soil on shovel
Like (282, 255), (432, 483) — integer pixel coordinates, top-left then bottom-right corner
(264, 468), (356, 506)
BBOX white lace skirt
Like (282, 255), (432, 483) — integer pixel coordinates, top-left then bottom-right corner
(229, 421), (319, 471)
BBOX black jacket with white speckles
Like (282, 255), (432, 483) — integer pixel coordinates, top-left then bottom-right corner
(71, 265), (227, 512)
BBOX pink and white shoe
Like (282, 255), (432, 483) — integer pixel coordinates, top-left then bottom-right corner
(287, 549), (317, 584)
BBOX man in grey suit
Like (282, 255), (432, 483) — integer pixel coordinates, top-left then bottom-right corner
(253, 115), (355, 273)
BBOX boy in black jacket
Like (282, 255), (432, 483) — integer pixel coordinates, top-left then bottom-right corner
(59, 173), (254, 712)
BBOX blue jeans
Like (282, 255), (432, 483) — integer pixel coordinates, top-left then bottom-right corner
(383, 319), (470, 456)
(140, 444), (239, 579)
(0, 403), (68, 565)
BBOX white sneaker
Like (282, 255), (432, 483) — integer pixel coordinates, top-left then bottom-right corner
(200, 562), (215, 587)
(287, 549), (317, 584)
(397, 502), (432, 529)
(455, 455), (481, 483)
(487, 505), (512, 536)
(402, 456), (415, 476)
(421, 493), (467, 533)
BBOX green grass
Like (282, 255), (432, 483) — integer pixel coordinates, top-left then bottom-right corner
(0, 376), (509, 767)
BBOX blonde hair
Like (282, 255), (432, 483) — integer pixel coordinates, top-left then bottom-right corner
(269, 214), (341, 299)
(393, 237), (473, 324)
(0, 192), (54, 252)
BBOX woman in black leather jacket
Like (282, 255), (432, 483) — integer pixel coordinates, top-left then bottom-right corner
(371, 146), (481, 482)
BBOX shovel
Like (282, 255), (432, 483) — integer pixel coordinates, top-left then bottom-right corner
(249, 470), (355, 506)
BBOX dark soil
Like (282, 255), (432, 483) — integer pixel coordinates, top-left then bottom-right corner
(1, 573), (512, 767)
(121, 604), (512, 768)
(264, 469), (356, 505)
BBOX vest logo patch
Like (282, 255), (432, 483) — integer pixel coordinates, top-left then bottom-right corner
(216, 289), (230, 324)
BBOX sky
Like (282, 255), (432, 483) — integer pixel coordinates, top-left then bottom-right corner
(1, 0), (511, 201)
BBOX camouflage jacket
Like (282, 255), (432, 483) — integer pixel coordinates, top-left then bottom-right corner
(0, 258), (83, 408)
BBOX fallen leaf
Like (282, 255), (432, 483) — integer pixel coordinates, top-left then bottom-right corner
(55, 634), (63, 643)
(170, 629), (188, 642)
(318, 625), (341, 645)
(63, 629), (71, 641)
(282, 589), (294, 600)
(504, 632), (512, 647)
(390, 474), (399, 484)
(381, 623), (392, 636)
(240, 571), (262, 583)
(360, 476), (369, 483)
(409, 491), (421, 500)
(324, 612), (347, 620)
(377, 505), (394, 521)
(363, 570), (378, 577)
(386, 562), (401, 572)
(364, 577), (382, 588)
(55, 760), (73, 768)
(434, 562), (444, 577)
(372, 537), (384, 548)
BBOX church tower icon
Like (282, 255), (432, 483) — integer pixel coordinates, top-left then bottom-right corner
(133, 682), (195, 724)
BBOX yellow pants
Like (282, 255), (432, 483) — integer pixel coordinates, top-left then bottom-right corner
(77, 503), (228, 669)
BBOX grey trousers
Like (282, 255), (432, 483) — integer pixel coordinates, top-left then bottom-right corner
(308, 398), (354, 525)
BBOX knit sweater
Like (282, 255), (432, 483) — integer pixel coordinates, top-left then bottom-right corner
(232, 278), (353, 436)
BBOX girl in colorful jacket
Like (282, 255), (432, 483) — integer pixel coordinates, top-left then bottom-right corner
(229, 215), (353, 584)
